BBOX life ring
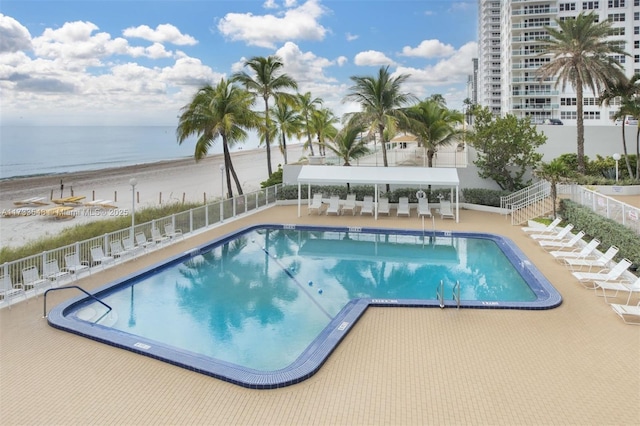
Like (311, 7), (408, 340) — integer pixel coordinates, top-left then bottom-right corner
(416, 190), (426, 199)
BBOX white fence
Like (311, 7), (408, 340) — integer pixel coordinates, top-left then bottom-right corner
(0, 184), (283, 308)
(325, 145), (468, 168)
(564, 185), (640, 235)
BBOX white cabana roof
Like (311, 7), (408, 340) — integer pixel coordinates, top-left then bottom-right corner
(297, 165), (459, 187)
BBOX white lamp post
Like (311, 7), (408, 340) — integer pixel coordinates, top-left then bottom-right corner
(613, 153), (621, 182)
(219, 164), (225, 221)
(129, 178), (137, 238)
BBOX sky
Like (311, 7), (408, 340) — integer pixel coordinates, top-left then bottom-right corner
(0, 0), (478, 127)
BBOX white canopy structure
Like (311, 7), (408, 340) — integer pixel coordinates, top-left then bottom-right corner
(296, 165), (460, 222)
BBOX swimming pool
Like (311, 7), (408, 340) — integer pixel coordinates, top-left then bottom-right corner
(48, 224), (562, 388)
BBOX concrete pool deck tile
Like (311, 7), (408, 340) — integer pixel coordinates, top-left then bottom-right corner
(1, 205), (639, 425)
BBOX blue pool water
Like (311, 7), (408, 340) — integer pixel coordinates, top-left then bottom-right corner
(48, 225), (561, 388)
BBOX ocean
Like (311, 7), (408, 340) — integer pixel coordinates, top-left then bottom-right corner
(0, 126), (257, 179)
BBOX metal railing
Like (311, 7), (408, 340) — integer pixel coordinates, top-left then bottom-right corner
(501, 180), (551, 225)
(564, 185), (640, 235)
(1, 184), (283, 307)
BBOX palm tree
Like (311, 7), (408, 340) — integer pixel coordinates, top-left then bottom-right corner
(325, 122), (369, 166)
(310, 108), (338, 157)
(600, 76), (639, 179)
(296, 92), (323, 157)
(537, 12), (627, 174)
(343, 66), (417, 167)
(231, 56), (298, 177)
(176, 79), (258, 198)
(536, 158), (572, 219)
(271, 97), (303, 165)
(403, 99), (464, 167)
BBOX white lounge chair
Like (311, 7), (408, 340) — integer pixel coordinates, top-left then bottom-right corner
(397, 197), (410, 217)
(522, 217), (562, 234)
(360, 196), (374, 216)
(21, 266), (50, 293)
(308, 193), (324, 215)
(377, 198), (390, 216)
(110, 240), (133, 260)
(326, 196), (341, 216)
(549, 238), (600, 262)
(90, 245), (115, 268)
(151, 227), (170, 244)
(135, 232), (156, 249)
(64, 252), (91, 278)
(610, 301), (640, 325)
(538, 231), (585, 250)
(13, 196), (48, 207)
(164, 223), (183, 239)
(417, 198), (431, 218)
(43, 259), (70, 285)
(563, 246), (619, 271)
(571, 258), (632, 289)
(123, 235), (144, 256)
(439, 200), (455, 220)
(529, 224), (574, 240)
(594, 276), (640, 305)
(0, 274), (25, 303)
(342, 194), (357, 216)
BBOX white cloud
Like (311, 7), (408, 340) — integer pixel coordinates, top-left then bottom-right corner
(217, 0), (328, 48)
(346, 32), (358, 41)
(275, 42), (337, 84)
(400, 39), (455, 58)
(123, 23), (197, 45)
(394, 42), (478, 100)
(0, 14), (32, 53)
(353, 50), (396, 66)
(263, 0), (278, 9)
(336, 56), (347, 66)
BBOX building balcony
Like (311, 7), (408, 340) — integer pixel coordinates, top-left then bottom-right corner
(512, 104), (559, 110)
(512, 36), (550, 43)
(512, 76), (556, 83)
(512, 22), (556, 30)
(512, 63), (544, 69)
(512, 7), (557, 16)
(512, 90), (559, 96)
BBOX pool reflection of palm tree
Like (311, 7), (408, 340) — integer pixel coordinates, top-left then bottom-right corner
(176, 237), (297, 340)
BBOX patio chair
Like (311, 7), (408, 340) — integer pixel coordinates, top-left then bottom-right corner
(326, 196), (341, 216)
(417, 198), (431, 218)
(164, 223), (183, 239)
(90, 245), (115, 268)
(610, 301), (640, 325)
(0, 274), (25, 303)
(308, 193), (324, 215)
(571, 258), (632, 289)
(135, 232), (156, 249)
(151, 227), (170, 244)
(64, 252), (91, 277)
(538, 231), (585, 251)
(396, 197), (410, 217)
(522, 217), (562, 234)
(594, 276), (640, 305)
(360, 196), (374, 216)
(563, 246), (619, 271)
(110, 239), (133, 260)
(439, 200), (455, 220)
(123, 235), (144, 256)
(21, 266), (50, 293)
(43, 259), (71, 285)
(549, 238), (600, 262)
(377, 198), (390, 216)
(529, 224), (573, 241)
(341, 194), (357, 216)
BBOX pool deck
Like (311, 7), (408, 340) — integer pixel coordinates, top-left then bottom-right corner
(1, 205), (638, 425)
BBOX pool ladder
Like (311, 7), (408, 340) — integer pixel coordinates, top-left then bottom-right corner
(436, 280), (461, 309)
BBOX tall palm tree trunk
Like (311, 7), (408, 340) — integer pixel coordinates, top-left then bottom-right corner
(306, 130), (315, 156)
(620, 123), (634, 178)
(576, 82), (586, 174)
(378, 124), (389, 167)
(282, 134), (288, 164)
(264, 97), (273, 176)
(222, 137), (243, 196)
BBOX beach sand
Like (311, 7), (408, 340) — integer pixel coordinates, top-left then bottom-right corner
(0, 145), (305, 248)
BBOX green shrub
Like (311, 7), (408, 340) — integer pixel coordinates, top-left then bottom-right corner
(461, 188), (510, 207)
(559, 199), (640, 271)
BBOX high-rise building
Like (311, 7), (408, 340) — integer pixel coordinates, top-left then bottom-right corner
(478, 0), (640, 125)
